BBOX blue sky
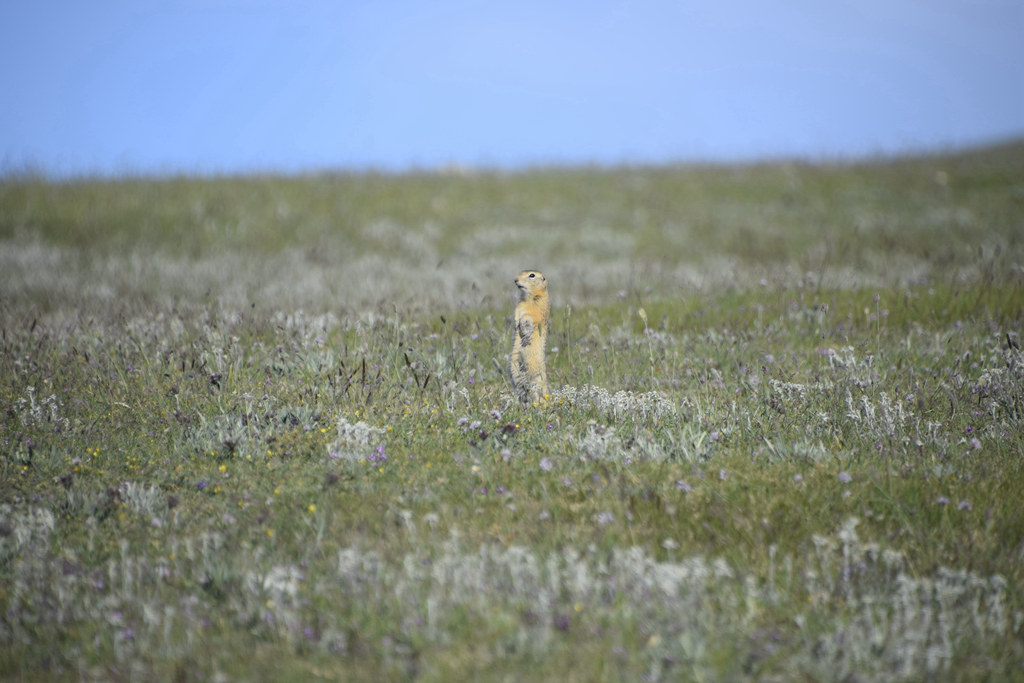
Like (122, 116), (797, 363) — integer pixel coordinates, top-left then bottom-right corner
(2, 0), (1022, 175)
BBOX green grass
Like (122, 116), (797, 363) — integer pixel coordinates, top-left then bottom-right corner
(2, 141), (1023, 680)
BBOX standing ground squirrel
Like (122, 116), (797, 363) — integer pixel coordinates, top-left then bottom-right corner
(510, 270), (551, 404)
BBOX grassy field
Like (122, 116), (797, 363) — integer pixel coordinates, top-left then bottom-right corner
(1, 141), (1023, 680)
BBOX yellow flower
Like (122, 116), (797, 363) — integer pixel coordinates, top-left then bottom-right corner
(219, 464), (227, 472)
(308, 504), (316, 513)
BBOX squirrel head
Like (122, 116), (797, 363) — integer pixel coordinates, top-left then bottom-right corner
(515, 270), (547, 298)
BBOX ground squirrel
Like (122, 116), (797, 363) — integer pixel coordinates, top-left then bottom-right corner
(510, 269), (551, 404)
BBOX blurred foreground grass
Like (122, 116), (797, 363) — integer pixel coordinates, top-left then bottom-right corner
(1, 142), (1023, 680)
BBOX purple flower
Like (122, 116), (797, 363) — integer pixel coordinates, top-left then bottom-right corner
(838, 471), (852, 484)
(676, 479), (692, 493)
(793, 474), (803, 483)
(369, 444), (387, 466)
(936, 496), (950, 506)
(197, 480), (207, 490)
(709, 431), (720, 442)
(957, 500), (972, 511)
(539, 457), (553, 472)
(969, 437), (982, 450)
(561, 476), (573, 486)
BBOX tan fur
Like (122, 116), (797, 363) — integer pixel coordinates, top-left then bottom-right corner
(510, 270), (551, 404)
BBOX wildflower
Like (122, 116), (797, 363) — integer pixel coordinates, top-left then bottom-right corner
(197, 481), (207, 490)
(793, 474), (803, 483)
(369, 444), (387, 466)
(957, 500), (972, 511)
(676, 480), (692, 493)
(709, 431), (720, 442)
(308, 504), (316, 513)
(936, 496), (950, 506)
(539, 457), (553, 472)
(838, 471), (852, 484)
(595, 511), (614, 525)
(969, 437), (982, 450)
(718, 469), (727, 481)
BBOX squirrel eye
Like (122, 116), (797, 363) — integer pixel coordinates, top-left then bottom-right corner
(529, 273), (536, 278)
